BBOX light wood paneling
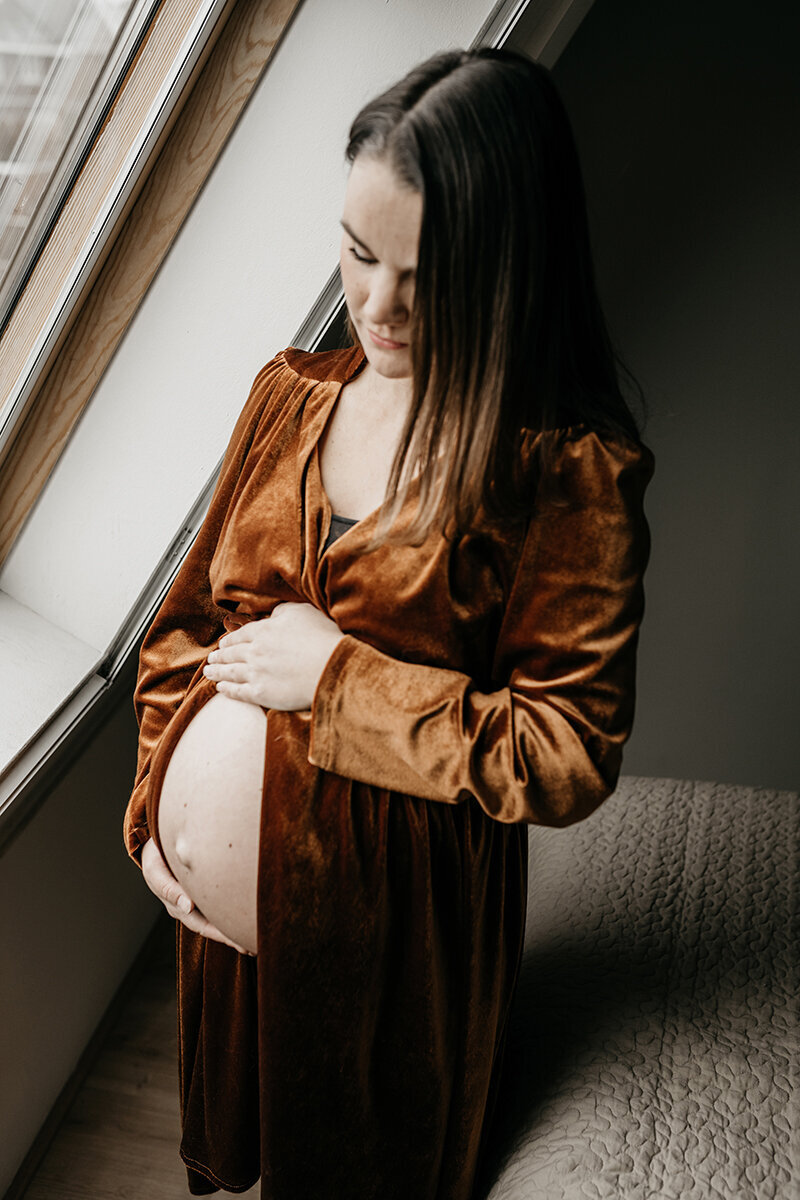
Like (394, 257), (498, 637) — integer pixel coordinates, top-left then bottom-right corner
(0, 0), (301, 566)
(0, 0), (207, 426)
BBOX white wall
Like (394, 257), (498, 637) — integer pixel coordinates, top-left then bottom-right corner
(0, 2), (507, 1192)
(516, 0), (799, 790)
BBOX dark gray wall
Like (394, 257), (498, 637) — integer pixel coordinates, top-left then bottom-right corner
(516, 0), (799, 789)
(0, 694), (159, 1193)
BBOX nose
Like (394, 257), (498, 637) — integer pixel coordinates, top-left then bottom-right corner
(363, 268), (410, 329)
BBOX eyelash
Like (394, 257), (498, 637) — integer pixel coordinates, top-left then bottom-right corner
(349, 245), (376, 264)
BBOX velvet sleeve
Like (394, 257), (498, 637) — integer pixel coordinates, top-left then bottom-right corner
(123, 355), (286, 861)
(308, 431), (654, 827)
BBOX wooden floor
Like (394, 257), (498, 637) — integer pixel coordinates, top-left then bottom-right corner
(21, 918), (260, 1199)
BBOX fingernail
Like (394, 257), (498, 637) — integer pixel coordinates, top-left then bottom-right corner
(178, 895), (192, 914)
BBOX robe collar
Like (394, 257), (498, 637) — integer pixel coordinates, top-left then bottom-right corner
(283, 341), (367, 383)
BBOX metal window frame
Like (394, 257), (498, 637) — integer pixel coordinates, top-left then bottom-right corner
(0, 0), (163, 341)
(0, 0), (233, 463)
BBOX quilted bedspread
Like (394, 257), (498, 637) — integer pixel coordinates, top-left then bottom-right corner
(480, 776), (798, 1200)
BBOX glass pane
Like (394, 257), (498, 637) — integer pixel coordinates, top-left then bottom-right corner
(0, 0), (152, 324)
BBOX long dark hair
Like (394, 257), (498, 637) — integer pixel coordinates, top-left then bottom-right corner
(344, 47), (644, 543)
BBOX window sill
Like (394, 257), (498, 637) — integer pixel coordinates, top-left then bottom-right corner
(0, 590), (104, 848)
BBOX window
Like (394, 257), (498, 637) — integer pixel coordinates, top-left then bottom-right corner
(0, 0), (156, 329)
(0, 0), (304, 848)
(0, 0), (237, 473)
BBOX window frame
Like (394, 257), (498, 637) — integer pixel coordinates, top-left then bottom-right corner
(0, 0), (164, 341)
(0, 0), (305, 852)
(0, 0), (305, 562)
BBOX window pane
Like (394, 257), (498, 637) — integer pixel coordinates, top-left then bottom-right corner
(0, 0), (153, 325)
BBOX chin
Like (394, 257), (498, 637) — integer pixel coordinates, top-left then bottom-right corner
(371, 355), (413, 380)
(358, 338), (413, 378)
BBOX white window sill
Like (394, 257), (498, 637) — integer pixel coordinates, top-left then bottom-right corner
(0, 591), (109, 845)
(0, 591), (102, 773)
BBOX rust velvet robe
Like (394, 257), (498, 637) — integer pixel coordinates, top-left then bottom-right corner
(123, 342), (653, 1198)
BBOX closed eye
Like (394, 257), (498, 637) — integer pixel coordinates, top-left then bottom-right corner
(349, 245), (376, 264)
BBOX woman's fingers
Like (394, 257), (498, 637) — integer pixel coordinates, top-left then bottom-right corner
(174, 905), (253, 956)
(212, 680), (257, 702)
(154, 866), (192, 913)
(217, 624), (256, 649)
(204, 660), (250, 682)
(207, 644), (249, 664)
(202, 601), (340, 711)
(141, 839), (254, 956)
(164, 896), (254, 956)
(142, 837), (194, 912)
(193, 918), (254, 956)
(207, 630), (265, 667)
(161, 882), (194, 915)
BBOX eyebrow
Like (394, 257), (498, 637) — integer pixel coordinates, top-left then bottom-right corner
(340, 220), (374, 256)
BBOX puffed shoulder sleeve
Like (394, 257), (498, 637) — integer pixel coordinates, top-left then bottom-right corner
(309, 431), (654, 826)
(123, 353), (289, 860)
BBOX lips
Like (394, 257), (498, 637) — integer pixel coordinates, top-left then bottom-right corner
(368, 328), (408, 350)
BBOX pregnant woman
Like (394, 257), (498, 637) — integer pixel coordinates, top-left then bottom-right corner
(124, 47), (653, 1199)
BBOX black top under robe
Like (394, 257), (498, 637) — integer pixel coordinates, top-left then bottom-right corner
(322, 513), (358, 553)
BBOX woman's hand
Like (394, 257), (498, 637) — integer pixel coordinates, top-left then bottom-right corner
(141, 837), (253, 955)
(203, 601), (345, 710)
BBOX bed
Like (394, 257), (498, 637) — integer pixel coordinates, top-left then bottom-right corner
(481, 776), (798, 1200)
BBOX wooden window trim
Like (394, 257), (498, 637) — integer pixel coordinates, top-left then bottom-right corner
(0, 0), (303, 566)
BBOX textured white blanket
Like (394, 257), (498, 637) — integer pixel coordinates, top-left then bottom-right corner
(482, 776), (798, 1200)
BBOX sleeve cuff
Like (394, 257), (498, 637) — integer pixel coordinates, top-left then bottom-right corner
(308, 634), (364, 775)
(308, 633), (467, 802)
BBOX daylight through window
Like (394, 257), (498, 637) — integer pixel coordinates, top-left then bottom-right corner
(0, 0), (153, 328)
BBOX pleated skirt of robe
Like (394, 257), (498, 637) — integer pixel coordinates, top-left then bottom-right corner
(170, 706), (529, 1200)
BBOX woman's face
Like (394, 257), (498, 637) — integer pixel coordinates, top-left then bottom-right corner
(339, 154), (422, 380)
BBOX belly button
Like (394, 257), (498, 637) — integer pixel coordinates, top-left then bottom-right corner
(174, 834), (193, 871)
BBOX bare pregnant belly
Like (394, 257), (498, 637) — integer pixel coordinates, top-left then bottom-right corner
(157, 693), (266, 955)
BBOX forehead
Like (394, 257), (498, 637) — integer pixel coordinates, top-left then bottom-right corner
(342, 155), (422, 266)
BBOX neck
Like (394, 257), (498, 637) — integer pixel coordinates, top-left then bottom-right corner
(362, 362), (414, 413)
